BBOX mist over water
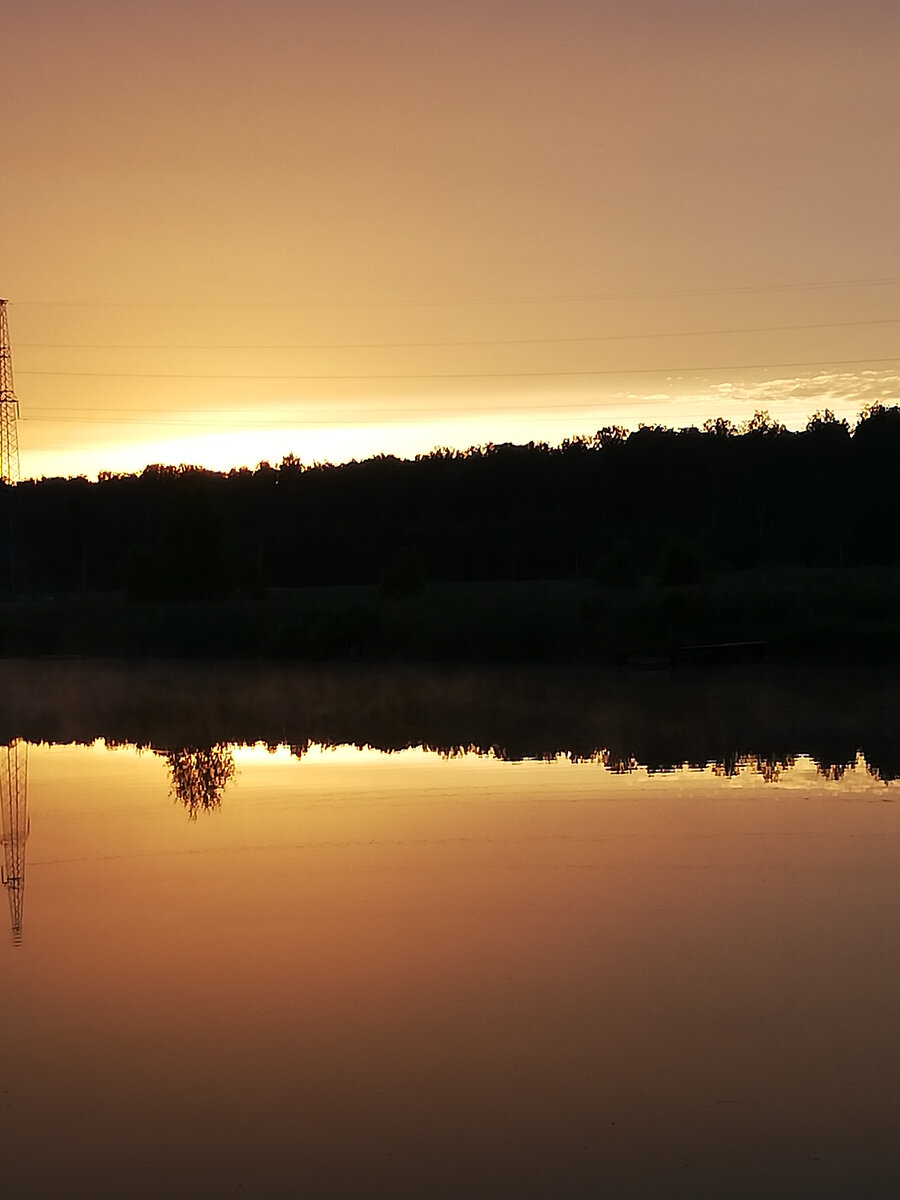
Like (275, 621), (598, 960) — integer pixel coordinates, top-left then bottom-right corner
(2, 658), (898, 779)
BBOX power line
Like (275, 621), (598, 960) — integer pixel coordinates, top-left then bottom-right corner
(20, 386), (900, 430)
(13, 274), (900, 310)
(16, 354), (900, 382)
(19, 402), (634, 429)
(14, 315), (900, 353)
(21, 396), (643, 425)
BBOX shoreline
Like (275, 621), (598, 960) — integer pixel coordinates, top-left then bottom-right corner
(1, 567), (899, 666)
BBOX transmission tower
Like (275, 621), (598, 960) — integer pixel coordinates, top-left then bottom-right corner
(1, 740), (29, 945)
(0, 299), (20, 484)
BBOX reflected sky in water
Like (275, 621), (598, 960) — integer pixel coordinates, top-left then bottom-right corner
(2, 739), (899, 1197)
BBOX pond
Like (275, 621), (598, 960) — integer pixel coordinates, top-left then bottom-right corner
(1, 661), (899, 1198)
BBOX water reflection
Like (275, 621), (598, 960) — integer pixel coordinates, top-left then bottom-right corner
(0, 739), (28, 945)
(5, 735), (900, 1196)
(286, 739), (900, 786)
(2, 660), (898, 784)
(5, 739), (892, 956)
(160, 744), (236, 820)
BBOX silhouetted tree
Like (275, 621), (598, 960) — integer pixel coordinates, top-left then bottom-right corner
(164, 744), (236, 819)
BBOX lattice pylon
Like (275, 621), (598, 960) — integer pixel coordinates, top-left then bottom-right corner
(0, 299), (21, 485)
(1, 740), (29, 945)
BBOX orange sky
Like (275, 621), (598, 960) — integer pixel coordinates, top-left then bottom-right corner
(5, 0), (900, 479)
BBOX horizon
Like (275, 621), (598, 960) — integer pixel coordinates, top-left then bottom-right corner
(11, 396), (885, 484)
(11, 283), (900, 480)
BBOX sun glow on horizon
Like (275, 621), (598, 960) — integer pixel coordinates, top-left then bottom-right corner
(17, 370), (899, 481)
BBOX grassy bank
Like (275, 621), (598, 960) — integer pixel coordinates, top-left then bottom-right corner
(1, 566), (899, 664)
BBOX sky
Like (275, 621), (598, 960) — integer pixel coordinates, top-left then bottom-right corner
(5, 0), (900, 479)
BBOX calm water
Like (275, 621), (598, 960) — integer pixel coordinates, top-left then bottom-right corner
(2, 727), (899, 1199)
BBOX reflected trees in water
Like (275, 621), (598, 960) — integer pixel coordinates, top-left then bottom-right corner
(752, 753), (796, 783)
(163, 744), (236, 820)
(863, 740), (900, 785)
(145, 733), (897, 799)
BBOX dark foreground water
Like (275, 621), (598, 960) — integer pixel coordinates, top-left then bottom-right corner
(1, 662), (899, 1198)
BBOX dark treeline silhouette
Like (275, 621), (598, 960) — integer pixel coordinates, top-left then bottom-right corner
(1, 660), (897, 783)
(2, 405), (899, 598)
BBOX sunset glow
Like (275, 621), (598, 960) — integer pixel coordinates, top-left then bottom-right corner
(7, 0), (899, 478)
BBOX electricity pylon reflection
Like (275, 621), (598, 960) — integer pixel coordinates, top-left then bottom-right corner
(0, 740), (28, 945)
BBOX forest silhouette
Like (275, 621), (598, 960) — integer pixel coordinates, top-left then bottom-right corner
(1, 660), (898, 784)
(1, 404), (898, 662)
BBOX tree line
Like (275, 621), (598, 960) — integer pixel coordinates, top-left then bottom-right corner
(2, 404), (898, 598)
